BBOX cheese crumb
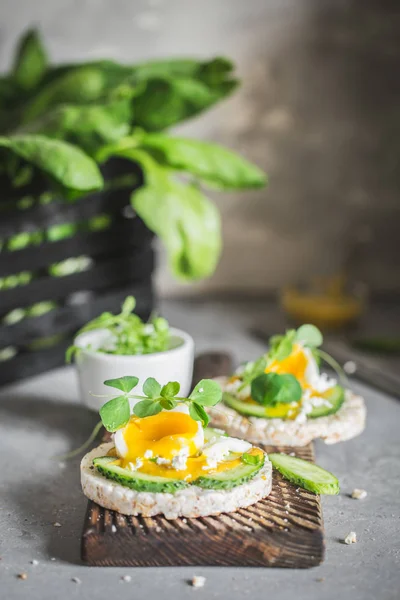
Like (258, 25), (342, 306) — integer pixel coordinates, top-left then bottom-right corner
(156, 457), (170, 465)
(191, 575), (206, 588)
(17, 573), (28, 580)
(30, 560), (39, 566)
(344, 531), (357, 544)
(344, 360), (357, 374)
(53, 522), (62, 527)
(121, 575), (132, 582)
(111, 525), (117, 533)
(144, 450), (153, 459)
(351, 488), (367, 500)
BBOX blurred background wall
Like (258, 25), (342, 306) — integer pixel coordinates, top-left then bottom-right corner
(1, 0), (399, 297)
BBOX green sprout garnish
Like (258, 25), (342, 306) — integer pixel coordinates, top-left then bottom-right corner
(99, 376), (222, 432)
(238, 324), (347, 406)
(66, 296), (170, 362)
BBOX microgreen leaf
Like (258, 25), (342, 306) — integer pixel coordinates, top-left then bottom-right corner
(143, 377), (162, 398)
(268, 330), (296, 362)
(99, 395), (130, 432)
(296, 324), (323, 348)
(133, 399), (162, 418)
(189, 401), (209, 427)
(104, 376), (139, 393)
(240, 356), (267, 388)
(189, 379), (222, 406)
(121, 295), (136, 315)
(161, 381), (180, 398)
(251, 373), (302, 406)
(160, 397), (177, 410)
(241, 452), (262, 466)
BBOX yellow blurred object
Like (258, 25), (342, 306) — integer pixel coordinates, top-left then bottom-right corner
(281, 274), (365, 330)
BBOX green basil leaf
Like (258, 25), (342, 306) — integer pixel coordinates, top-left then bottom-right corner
(251, 373), (302, 406)
(161, 381), (180, 398)
(143, 377), (162, 399)
(189, 379), (222, 406)
(13, 29), (48, 91)
(133, 74), (237, 131)
(128, 150), (221, 280)
(133, 399), (162, 418)
(189, 401), (209, 427)
(241, 452), (262, 466)
(296, 324), (323, 348)
(140, 134), (266, 190)
(104, 376), (139, 393)
(19, 99), (132, 156)
(0, 135), (103, 193)
(99, 395), (130, 432)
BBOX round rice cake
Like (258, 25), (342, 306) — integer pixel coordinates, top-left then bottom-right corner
(81, 442), (272, 519)
(208, 377), (366, 447)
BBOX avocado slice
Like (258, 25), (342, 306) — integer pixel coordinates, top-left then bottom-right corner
(307, 385), (345, 418)
(194, 454), (265, 490)
(223, 392), (298, 419)
(93, 456), (188, 493)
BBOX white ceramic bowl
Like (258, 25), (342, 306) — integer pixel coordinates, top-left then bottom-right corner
(74, 327), (194, 412)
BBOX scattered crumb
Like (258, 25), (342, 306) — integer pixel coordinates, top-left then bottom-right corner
(50, 557), (56, 561)
(182, 518), (187, 523)
(344, 531), (357, 545)
(111, 525), (117, 533)
(316, 577), (325, 582)
(53, 522), (62, 528)
(121, 575), (132, 582)
(191, 575), (206, 588)
(17, 573), (28, 580)
(351, 489), (367, 500)
(71, 577), (81, 584)
(155, 526), (161, 533)
(344, 361), (357, 375)
(30, 560), (39, 566)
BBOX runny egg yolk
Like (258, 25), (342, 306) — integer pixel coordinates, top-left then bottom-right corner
(267, 343), (310, 386)
(118, 412), (202, 468)
(112, 411), (262, 481)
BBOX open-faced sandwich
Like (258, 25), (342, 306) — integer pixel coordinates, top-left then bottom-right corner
(81, 375), (272, 519)
(208, 325), (366, 446)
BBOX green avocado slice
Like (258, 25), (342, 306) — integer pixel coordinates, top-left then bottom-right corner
(93, 456), (188, 493)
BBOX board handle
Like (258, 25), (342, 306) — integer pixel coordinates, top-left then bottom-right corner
(191, 352), (233, 388)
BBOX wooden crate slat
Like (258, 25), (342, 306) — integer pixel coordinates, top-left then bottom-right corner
(0, 246), (154, 312)
(0, 280), (153, 346)
(0, 188), (133, 237)
(0, 220), (152, 277)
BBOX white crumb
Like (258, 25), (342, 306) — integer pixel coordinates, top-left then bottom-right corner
(30, 560), (39, 566)
(53, 522), (62, 527)
(344, 361), (357, 374)
(111, 525), (117, 533)
(191, 575), (206, 588)
(121, 575), (132, 582)
(351, 488), (367, 500)
(344, 531), (357, 545)
(71, 577), (81, 584)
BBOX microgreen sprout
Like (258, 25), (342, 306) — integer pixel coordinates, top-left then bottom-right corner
(98, 375), (222, 431)
(66, 296), (171, 362)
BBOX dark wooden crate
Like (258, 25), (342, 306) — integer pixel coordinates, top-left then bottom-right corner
(0, 163), (154, 385)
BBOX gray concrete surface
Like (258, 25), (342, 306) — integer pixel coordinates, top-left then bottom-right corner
(0, 299), (399, 600)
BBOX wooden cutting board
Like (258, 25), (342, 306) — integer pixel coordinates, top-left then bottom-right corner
(81, 353), (324, 568)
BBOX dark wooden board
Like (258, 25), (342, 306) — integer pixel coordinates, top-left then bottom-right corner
(81, 353), (324, 568)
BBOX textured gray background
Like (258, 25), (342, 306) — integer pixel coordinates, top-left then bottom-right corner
(0, 0), (399, 295)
